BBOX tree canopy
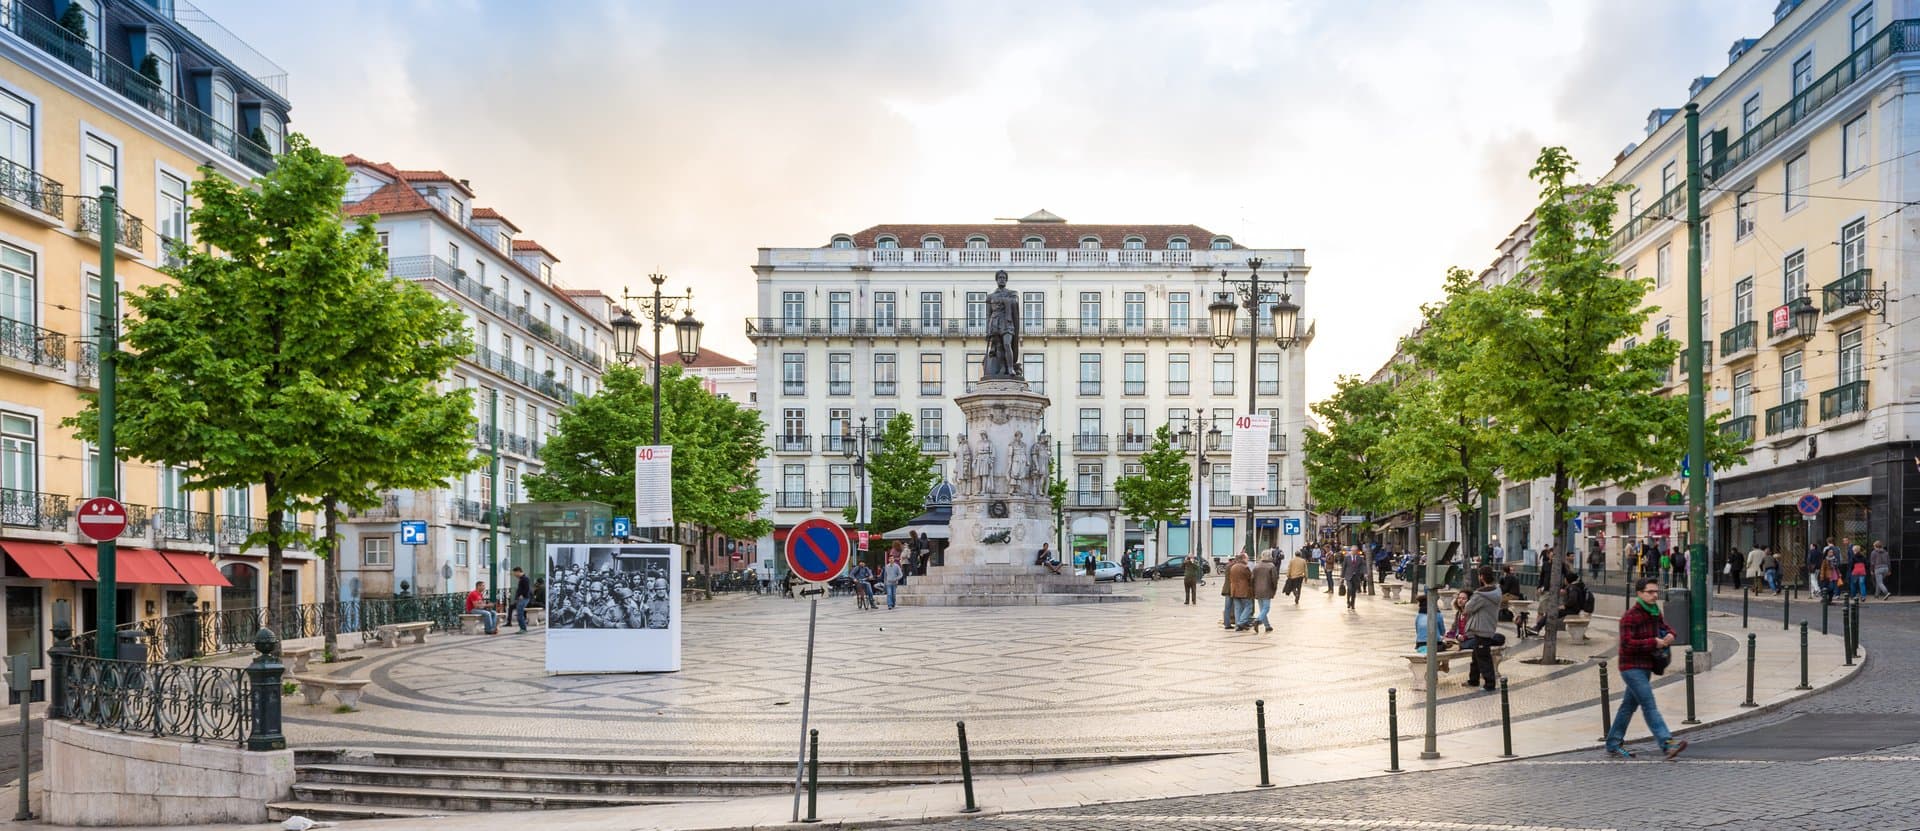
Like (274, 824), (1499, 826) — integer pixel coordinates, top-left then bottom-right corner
(1304, 375), (1398, 524)
(857, 413), (940, 543)
(1115, 424), (1190, 553)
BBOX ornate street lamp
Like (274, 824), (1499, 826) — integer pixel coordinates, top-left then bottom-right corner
(619, 273), (700, 445)
(674, 308), (705, 364)
(1790, 297), (1820, 340)
(1207, 257), (1304, 556)
(611, 308), (643, 366)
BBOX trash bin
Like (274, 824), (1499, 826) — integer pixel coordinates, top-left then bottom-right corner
(115, 629), (148, 664)
(1663, 587), (1692, 647)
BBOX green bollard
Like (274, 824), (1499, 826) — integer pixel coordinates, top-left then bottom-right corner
(1822, 592), (1830, 635)
(1386, 688), (1401, 773)
(1682, 649), (1699, 725)
(1783, 584), (1790, 631)
(1842, 597), (1854, 667)
(1796, 621), (1811, 690)
(1255, 699), (1274, 787)
(1498, 678), (1515, 758)
(956, 720), (980, 813)
(1850, 595), (1861, 662)
(1741, 633), (1758, 707)
(1597, 660), (1611, 742)
(802, 729), (820, 823)
(1742, 585), (1750, 628)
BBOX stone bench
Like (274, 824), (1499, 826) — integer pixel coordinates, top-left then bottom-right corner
(374, 621), (432, 648)
(1378, 582), (1406, 602)
(1562, 615), (1592, 642)
(281, 647), (317, 673)
(1401, 646), (1510, 692)
(459, 613), (495, 635)
(291, 675), (371, 709)
(526, 607), (547, 627)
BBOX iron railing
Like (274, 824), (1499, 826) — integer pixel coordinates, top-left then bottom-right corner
(0, 153), (62, 217)
(918, 435), (949, 453)
(1711, 21), (1920, 183)
(1767, 299), (1817, 340)
(1718, 321), (1756, 356)
(388, 256), (601, 369)
(1721, 414), (1756, 444)
(747, 315), (1289, 341)
(776, 490), (812, 509)
(450, 497), (505, 524)
(1070, 489), (1111, 508)
(1073, 434), (1109, 452)
(1820, 380), (1869, 420)
(88, 593), (467, 664)
(154, 507), (214, 542)
(1822, 268), (1873, 314)
(76, 196), (145, 254)
(821, 490), (854, 509)
(1765, 400), (1807, 435)
(0, 488), (69, 530)
(774, 435), (811, 453)
(0, 315), (67, 368)
(55, 654), (255, 745)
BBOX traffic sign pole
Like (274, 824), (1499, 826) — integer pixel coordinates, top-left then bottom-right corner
(781, 517), (850, 822)
(93, 187), (118, 659)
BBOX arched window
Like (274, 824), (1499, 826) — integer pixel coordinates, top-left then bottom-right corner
(73, 0), (102, 55)
(875, 236), (898, 249)
(260, 110), (283, 154)
(920, 235), (944, 249)
(146, 36), (174, 96)
(1210, 236), (1234, 250)
(966, 235), (989, 249)
(1022, 236), (1044, 250)
(220, 563), (259, 610)
(1167, 236), (1190, 250)
(829, 235), (854, 249)
(211, 77), (236, 150)
(1078, 236), (1101, 250)
(1123, 236), (1145, 250)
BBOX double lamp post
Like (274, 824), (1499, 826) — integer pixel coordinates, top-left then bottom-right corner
(1206, 257), (1301, 559)
(610, 273), (704, 553)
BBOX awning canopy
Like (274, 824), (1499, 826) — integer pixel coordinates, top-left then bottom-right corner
(159, 550), (230, 587)
(881, 503), (952, 540)
(2, 541), (90, 581)
(1715, 478), (1870, 516)
(73, 546), (188, 585)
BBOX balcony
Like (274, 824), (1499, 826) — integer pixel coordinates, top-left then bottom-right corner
(746, 316), (1287, 344)
(154, 507), (214, 542)
(0, 316), (67, 374)
(1821, 269), (1876, 323)
(524, 319), (603, 370)
(1819, 380), (1869, 423)
(0, 155), (63, 222)
(451, 498), (506, 525)
(828, 381), (852, 396)
(1069, 489), (1111, 508)
(73, 198), (141, 258)
(0, 488), (69, 531)
(774, 435), (812, 453)
(1209, 490), (1237, 508)
(1256, 490), (1284, 508)
(1765, 400), (1807, 438)
(821, 434), (846, 454)
(346, 495), (401, 521)
(1611, 181), (1686, 252)
(1764, 300), (1818, 346)
(469, 345), (575, 404)
(821, 490), (853, 509)
(1718, 321), (1757, 361)
(1117, 434), (1149, 453)
(390, 256), (602, 371)
(776, 491), (812, 510)
(1073, 434), (1109, 453)
(1720, 414), (1756, 445)
(918, 435), (948, 453)
(1270, 433), (1288, 453)
(1676, 341), (1714, 380)
(1078, 381), (1101, 396)
(218, 515), (265, 546)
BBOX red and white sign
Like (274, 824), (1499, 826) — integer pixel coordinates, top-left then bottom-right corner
(857, 530), (870, 551)
(76, 497), (128, 541)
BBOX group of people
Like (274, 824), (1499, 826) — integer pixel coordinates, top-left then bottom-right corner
(1732, 537), (1892, 600)
(847, 543), (911, 610)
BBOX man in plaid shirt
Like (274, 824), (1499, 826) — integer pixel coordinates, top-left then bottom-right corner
(1605, 577), (1687, 760)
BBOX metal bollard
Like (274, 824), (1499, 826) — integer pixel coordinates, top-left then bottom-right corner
(1822, 592), (1830, 635)
(1783, 584), (1791, 631)
(1742, 585), (1750, 628)
(1498, 678), (1515, 758)
(1741, 633), (1758, 707)
(1850, 595), (1862, 662)
(1597, 660), (1611, 741)
(1255, 699), (1275, 787)
(1842, 597), (1854, 667)
(1797, 621), (1811, 690)
(1682, 649), (1699, 725)
(802, 729), (820, 823)
(956, 721), (980, 813)
(1386, 688), (1401, 773)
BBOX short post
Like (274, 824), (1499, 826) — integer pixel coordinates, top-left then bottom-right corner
(1681, 649), (1699, 725)
(956, 721), (981, 812)
(1783, 584), (1790, 630)
(802, 729), (820, 823)
(1741, 633), (1757, 707)
(11, 654), (31, 820)
(245, 628), (286, 751)
(45, 600), (73, 722)
(1822, 588), (1831, 635)
(1386, 688), (1401, 773)
(1498, 678), (1515, 758)
(1255, 699), (1274, 787)
(1741, 585), (1749, 628)
(1796, 621), (1811, 690)
(1842, 596), (1854, 667)
(1596, 660), (1611, 741)
(1849, 595), (1861, 662)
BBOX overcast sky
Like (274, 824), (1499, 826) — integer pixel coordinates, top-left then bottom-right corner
(199, 0), (1780, 403)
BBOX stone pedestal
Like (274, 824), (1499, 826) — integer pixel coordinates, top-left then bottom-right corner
(897, 378), (1138, 607)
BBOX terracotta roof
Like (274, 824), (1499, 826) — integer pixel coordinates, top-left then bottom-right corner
(562, 289), (608, 299)
(842, 223), (1234, 250)
(470, 207), (521, 232)
(512, 239), (560, 262)
(340, 154), (475, 196)
(340, 154), (402, 179)
(342, 180), (433, 218)
(646, 347), (750, 369)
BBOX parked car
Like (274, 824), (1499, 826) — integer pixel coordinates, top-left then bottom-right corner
(1145, 555), (1212, 580)
(1092, 560), (1123, 581)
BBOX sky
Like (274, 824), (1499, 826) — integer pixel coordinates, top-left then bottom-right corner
(197, 0), (1782, 404)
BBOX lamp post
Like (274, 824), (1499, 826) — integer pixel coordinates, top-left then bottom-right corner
(611, 273), (704, 444)
(841, 417), (874, 564)
(1179, 421), (1224, 563)
(1208, 258), (1301, 558)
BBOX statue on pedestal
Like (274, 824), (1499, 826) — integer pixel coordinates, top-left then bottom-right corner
(973, 431), (996, 497)
(1029, 434), (1052, 495)
(1007, 431), (1030, 495)
(955, 433), (974, 496)
(983, 270), (1023, 380)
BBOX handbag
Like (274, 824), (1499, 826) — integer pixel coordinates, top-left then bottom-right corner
(1651, 647), (1672, 675)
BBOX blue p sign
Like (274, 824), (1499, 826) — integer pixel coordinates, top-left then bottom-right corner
(613, 517), (631, 538)
(400, 520), (428, 545)
(1282, 518), (1302, 536)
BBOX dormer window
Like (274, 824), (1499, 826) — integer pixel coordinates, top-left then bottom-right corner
(921, 235), (944, 249)
(145, 36), (175, 97)
(1078, 236), (1101, 250)
(1210, 236), (1233, 250)
(1023, 236), (1044, 249)
(966, 235), (989, 249)
(1168, 236), (1189, 250)
(876, 236), (898, 249)
(830, 235), (854, 249)
(1123, 236), (1145, 250)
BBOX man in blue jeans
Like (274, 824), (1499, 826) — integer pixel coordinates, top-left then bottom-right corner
(512, 566), (533, 632)
(1605, 578), (1687, 760)
(882, 555), (904, 610)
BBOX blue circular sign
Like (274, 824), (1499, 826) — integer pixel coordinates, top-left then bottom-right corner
(1796, 493), (1822, 516)
(785, 518), (851, 583)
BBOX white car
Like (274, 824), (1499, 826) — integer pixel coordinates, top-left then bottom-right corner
(1093, 560), (1124, 581)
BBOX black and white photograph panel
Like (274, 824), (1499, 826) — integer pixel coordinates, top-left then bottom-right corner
(547, 546), (672, 631)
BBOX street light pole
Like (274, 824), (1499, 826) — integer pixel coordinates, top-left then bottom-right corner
(93, 186), (119, 658)
(1684, 104), (1709, 648)
(611, 274), (703, 539)
(1209, 258), (1301, 561)
(842, 417), (871, 564)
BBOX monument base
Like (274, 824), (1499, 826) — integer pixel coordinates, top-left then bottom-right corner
(896, 564), (1141, 607)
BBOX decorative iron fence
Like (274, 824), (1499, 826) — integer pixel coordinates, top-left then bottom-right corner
(56, 655), (253, 744)
(82, 592), (466, 663)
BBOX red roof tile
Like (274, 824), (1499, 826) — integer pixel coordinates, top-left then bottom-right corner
(512, 239), (560, 262)
(844, 223), (1234, 250)
(470, 207), (521, 232)
(646, 347), (750, 369)
(343, 180), (434, 218)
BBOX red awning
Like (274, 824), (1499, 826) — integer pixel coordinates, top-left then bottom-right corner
(158, 550), (230, 587)
(2, 541), (91, 581)
(67, 546), (188, 585)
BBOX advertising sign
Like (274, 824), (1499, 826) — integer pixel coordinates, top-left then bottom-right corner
(634, 446), (674, 527)
(1228, 414), (1272, 497)
(545, 543), (681, 673)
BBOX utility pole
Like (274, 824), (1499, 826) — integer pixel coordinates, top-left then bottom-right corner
(487, 388), (501, 603)
(1684, 103), (1709, 648)
(92, 187), (119, 659)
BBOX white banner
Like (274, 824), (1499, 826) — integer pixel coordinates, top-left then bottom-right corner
(545, 543), (682, 673)
(1229, 414), (1271, 497)
(634, 445), (674, 527)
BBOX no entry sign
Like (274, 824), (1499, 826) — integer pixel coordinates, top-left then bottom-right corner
(76, 497), (128, 541)
(785, 518), (851, 583)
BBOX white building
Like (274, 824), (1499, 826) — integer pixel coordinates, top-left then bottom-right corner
(747, 211), (1313, 570)
(332, 156), (613, 599)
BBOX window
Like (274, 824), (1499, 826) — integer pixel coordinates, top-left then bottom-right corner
(1123, 353), (1146, 395)
(918, 408), (943, 440)
(1624, 265), (1637, 284)
(828, 465), (851, 504)
(1656, 244), (1671, 289)
(1732, 370), (1753, 418)
(1838, 328), (1864, 384)
(1167, 353), (1190, 395)
(1123, 408), (1146, 442)
(873, 291), (896, 327)
(1840, 219), (1866, 276)
(921, 236), (943, 249)
(454, 539), (470, 566)
(965, 291), (987, 329)
(782, 464), (806, 496)
(1078, 408), (1103, 437)
(964, 353), (984, 389)
(1660, 161), (1676, 195)
(1167, 237), (1189, 251)
(1079, 292), (1101, 330)
(919, 292), (943, 328)
(827, 291), (850, 330)
(159, 466), (188, 510)
(920, 353), (942, 395)
(1504, 483), (1532, 513)
(828, 353), (851, 396)
(0, 243), (33, 325)
(1212, 353), (1234, 395)
(1258, 353), (1280, 396)
(873, 407), (896, 428)
(1079, 353), (1101, 395)
(875, 236), (898, 249)
(1078, 236), (1100, 250)
(1742, 94), (1761, 133)
(782, 353), (804, 394)
(1783, 250), (1807, 304)
(782, 409), (805, 438)
(0, 412), (35, 497)
(1022, 236), (1043, 250)
(826, 409), (850, 448)
(782, 291), (805, 328)
(1843, 115), (1870, 176)
(873, 353), (897, 395)
(1626, 189), (1640, 220)
(82, 133), (115, 197)
(1169, 291), (1190, 329)
(1123, 236), (1145, 250)
(1736, 190), (1756, 239)
(1701, 297), (1711, 341)
(0, 90), (30, 170)
(260, 111), (283, 155)
(1022, 291), (1044, 331)
(1168, 408), (1190, 438)
(1210, 237), (1233, 250)
(1780, 349), (1804, 399)
(1784, 154), (1807, 211)
(1791, 52), (1814, 95)
(1023, 353), (1043, 392)
(1852, 5), (1875, 50)
(830, 235), (853, 249)
(1123, 292), (1145, 329)
(966, 235), (988, 249)
(363, 536), (392, 567)
(1702, 220), (1712, 264)
(1735, 277), (1754, 324)
(1076, 463), (1104, 498)
(211, 77), (235, 139)
(1624, 337), (1637, 351)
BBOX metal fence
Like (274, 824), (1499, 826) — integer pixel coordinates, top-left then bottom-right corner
(83, 592), (467, 662)
(55, 654), (256, 745)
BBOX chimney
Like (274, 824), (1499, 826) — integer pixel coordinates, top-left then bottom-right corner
(458, 178), (472, 190)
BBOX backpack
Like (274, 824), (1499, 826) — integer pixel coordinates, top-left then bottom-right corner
(1580, 585), (1596, 614)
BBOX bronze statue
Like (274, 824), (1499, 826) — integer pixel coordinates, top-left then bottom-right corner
(983, 269), (1022, 380)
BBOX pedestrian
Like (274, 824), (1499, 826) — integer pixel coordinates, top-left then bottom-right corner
(1035, 542), (1061, 575)
(1849, 544), (1870, 600)
(1806, 541), (1824, 595)
(1323, 547), (1339, 594)
(882, 554), (904, 610)
(511, 566), (533, 633)
(1414, 594), (1445, 653)
(1489, 538), (1504, 563)
(1182, 554), (1203, 605)
(1221, 552), (1239, 629)
(1587, 544), (1605, 581)
(1251, 552), (1278, 633)
(1284, 549), (1309, 604)
(1604, 578), (1687, 760)
(1870, 540), (1892, 600)
(1744, 543), (1764, 593)
(1760, 547), (1780, 594)
(1463, 566), (1503, 692)
(850, 561), (876, 610)
(1228, 553), (1256, 631)
(1341, 546), (1366, 610)
(465, 580), (498, 635)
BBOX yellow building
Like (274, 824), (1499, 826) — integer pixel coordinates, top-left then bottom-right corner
(1, 0), (312, 685)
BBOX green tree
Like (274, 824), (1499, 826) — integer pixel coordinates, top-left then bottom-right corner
(1115, 424), (1189, 567)
(855, 413), (939, 542)
(1304, 375), (1398, 536)
(69, 135), (477, 616)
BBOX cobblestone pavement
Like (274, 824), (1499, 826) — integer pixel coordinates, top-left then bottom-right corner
(283, 580), (1651, 758)
(922, 595), (1919, 831)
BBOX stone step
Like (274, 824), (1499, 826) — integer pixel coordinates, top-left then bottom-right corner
(267, 801), (451, 822)
(897, 593), (1142, 606)
(288, 782), (711, 813)
(298, 763), (961, 796)
(293, 748), (1188, 778)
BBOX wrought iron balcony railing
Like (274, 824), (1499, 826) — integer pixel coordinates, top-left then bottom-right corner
(1820, 380), (1869, 421)
(1718, 321), (1756, 357)
(76, 197), (145, 254)
(0, 316), (66, 369)
(1721, 414), (1756, 444)
(1821, 268), (1875, 315)
(821, 490), (854, 509)
(0, 154), (62, 217)
(0, 488), (69, 531)
(775, 435), (811, 453)
(1073, 434), (1109, 452)
(776, 490), (812, 509)
(154, 507), (214, 542)
(1765, 400), (1807, 435)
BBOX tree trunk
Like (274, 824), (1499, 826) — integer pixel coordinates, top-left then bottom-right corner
(1541, 463), (1569, 663)
(323, 498), (340, 658)
(264, 473), (284, 637)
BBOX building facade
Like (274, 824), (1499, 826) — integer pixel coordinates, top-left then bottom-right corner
(748, 212), (1312, 571)
(0, 0), (309, 688)
(334, 156), (613, 600)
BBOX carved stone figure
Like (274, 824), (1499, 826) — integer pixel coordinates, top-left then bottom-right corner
(1029, 434), (1052, 495)
(1006, 431), (1030, 495)
(982, 270), (1022, 380)
(955, 432), (974, 496)
(973, 431), (996, 497)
